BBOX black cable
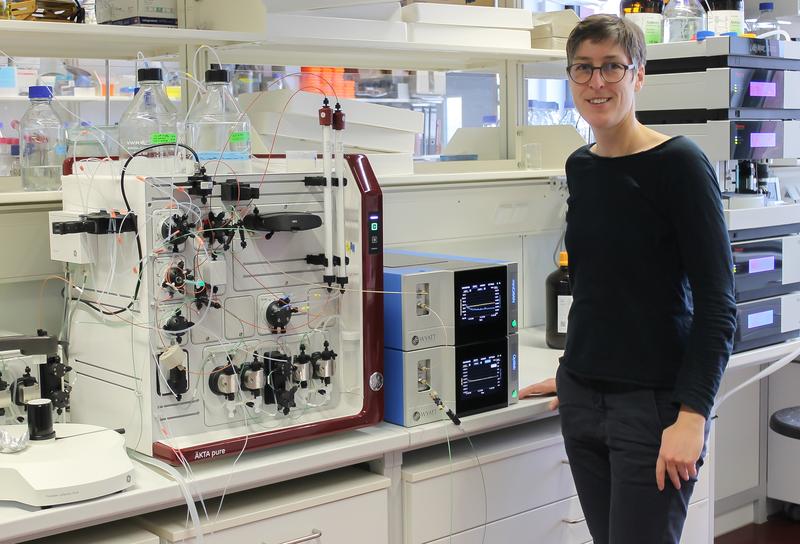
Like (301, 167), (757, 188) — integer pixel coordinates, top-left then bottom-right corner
(77, 143), (200, 317)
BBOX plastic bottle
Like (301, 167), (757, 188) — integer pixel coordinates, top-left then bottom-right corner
(621, 0), (665, 44)
(663, 0), (707, 42)
(751, 2), (779, 36)
(546, 251), (572, 350)
(19, 86), (66, 191)
(707, 0), (744, 35)
(186, 69), (252, 171)
(118, 67), (178, 160)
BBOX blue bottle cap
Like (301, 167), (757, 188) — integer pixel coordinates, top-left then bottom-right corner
(720, 31), (739, 37)
(28, 86), (53, 99)
(696, 30), (716, 41)
(759, 2), (774, 9)
(10, 143), (19, 156)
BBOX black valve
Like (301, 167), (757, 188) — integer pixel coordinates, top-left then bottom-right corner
(167, 366), (189, 401)
(161, 214), (195, 253)
(41, 355), (71, 415)
(293, 344), (313, 389)
(275, 386), (298, 416)
(185, 166), (214, 204)
(163, 310), (194, 342)
(265, 297), (298, 334)
(220, 179), (259, 202)
(313, 341), (337, 386)
(209, 362), (238, 401)
(163, 262), (191, 295)
(202, 211), (229, 248)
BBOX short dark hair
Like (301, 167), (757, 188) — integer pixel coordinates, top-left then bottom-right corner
(566, 14), (646, 69)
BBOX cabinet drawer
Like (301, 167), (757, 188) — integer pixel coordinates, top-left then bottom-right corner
(403, 421), (575, 544)
(137, 468), (390, 544)
(425, 495), (590, 544)
(26, 520), (158, 544)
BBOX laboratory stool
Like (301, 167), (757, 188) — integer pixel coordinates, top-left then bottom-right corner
(769, 406), (800, 521)
(770, 406), (800, 440)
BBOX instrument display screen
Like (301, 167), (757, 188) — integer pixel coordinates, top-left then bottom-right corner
(454, 266), (507, 344)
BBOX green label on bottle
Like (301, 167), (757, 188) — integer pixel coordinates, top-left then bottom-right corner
(150, 133), (177, 145)
(626, 13), (664, 44)
(229, 131), (250, 143)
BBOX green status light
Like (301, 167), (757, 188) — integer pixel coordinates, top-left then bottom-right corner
(371, 223), (378, 231)
(512, 389), (518, 398)
(511, 319), (517, 328)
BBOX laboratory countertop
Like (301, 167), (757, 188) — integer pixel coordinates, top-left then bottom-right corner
(0, 328), (561, 543)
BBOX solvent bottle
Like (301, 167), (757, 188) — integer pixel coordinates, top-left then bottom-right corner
(546, 251), (572, 350)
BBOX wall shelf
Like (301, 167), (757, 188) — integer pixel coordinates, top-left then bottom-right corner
(0, 20), (264, 60)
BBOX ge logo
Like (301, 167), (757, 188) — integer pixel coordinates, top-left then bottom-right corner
(126, 475), (132, 483)
(411, 336), (419, 346)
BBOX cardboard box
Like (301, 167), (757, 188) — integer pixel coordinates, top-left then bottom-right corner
(96, 0), (178, 27)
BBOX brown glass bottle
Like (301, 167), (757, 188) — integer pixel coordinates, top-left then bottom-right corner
(545, 251), (572, 350)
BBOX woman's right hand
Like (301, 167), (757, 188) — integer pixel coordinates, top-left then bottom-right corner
(518, 378), (559, 411)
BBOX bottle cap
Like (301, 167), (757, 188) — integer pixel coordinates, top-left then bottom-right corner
(741, 32), (757, 38)
(137, 67), (163, 83)
(205, 69), (229, 83)
(720, 31), (739, 37)
(28, 85), (53, 99)
(696, 30), (715, 42)
(759, 2), (774, 9)
(558, 251), (569, 267)
(10, 143), (19, 156)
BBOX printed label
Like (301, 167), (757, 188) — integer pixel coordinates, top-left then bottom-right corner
(150, 132), (177, 145)
(626, 13), (664, 44)
(0, 66), (16, 89)
(197, 151), (250, 161)
(708, 10), (744, 36)
(557, 295), (573, 334)
(229, 131), (250, 143)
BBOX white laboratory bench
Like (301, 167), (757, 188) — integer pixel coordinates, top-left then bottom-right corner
(6, 327), (795, 542)
(0, 328), (561, 543)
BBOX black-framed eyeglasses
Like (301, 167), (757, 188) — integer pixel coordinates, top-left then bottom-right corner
(566, 62), (636, 84)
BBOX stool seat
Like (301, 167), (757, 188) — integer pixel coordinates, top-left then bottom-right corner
(770, 406), (800, 440)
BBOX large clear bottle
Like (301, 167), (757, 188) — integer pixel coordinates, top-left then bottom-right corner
(751, 2), (779, 36)
(19, 86), (66, 191)
(186, 69), (252, 172)
(118, 67), (178, 159)
(707, 0), (744, 35)
(663, 0), (707, 42)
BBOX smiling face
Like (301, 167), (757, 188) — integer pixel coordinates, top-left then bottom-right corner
(568, 39), (645, 135)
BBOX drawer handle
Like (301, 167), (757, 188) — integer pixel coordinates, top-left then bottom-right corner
(269, 529), (322, 544)
(562, 517), (586, 525)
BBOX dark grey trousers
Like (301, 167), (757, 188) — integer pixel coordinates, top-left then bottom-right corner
(556, 365), (708, 544)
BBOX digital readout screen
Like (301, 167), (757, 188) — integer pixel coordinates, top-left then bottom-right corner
(751, 132), (777, 148)
(749, 256), (776, 274)
(459, 352), (504, 399)
(458, 281), (502, 324)
(749, 81), (777, 97)
(748, 310), (774, 329)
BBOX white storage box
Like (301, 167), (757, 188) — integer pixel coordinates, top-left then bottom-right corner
(531, 9), (579, 50)
(295, 1), (402, 20)
(266, 13), (408, 42)
(264, 0), (396, 11)
(238, 89), (424, 134)
(251, 112), (417, 153)
(407, 22), (532, 49)
(135, 467), (390, 544)
(96, 0), (178, 26)
(402, 3), (533, 29)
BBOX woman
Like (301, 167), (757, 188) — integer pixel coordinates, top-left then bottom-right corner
(522, 14), (737, 544)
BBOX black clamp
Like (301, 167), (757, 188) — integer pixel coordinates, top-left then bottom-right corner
(52, 210), (138, 236)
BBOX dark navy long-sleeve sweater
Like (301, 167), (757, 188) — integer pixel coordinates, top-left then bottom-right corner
(562, 136), (737, 419)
